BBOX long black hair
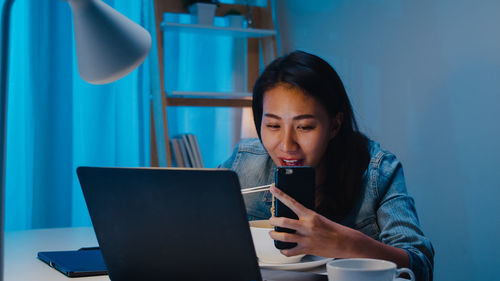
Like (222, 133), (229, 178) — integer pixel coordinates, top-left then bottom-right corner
(252, 51), (371, 222)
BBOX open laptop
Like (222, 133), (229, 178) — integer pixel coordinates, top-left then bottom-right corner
(76, 167), (326, 281)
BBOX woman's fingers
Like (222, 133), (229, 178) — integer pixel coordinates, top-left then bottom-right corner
(268, 215), (302, 230)
(270, 184), (311, 218)
(269, 230), (301, 243)
(280, 245), (306, 257)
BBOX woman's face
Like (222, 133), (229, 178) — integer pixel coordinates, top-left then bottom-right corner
(260, 84), (341, 172)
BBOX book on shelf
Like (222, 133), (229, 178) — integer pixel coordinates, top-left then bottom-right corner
(177, 138), (191, 167)
(170, 134), (203, 168)
(188, 134), (203, 168)
(171, 138), (185, 167)
(182, 134), (196, 167)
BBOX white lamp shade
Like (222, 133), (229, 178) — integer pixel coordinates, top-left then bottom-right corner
(68, 0), (152, 84)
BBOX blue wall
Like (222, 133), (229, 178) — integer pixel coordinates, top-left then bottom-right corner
(276, 1), (500, 280)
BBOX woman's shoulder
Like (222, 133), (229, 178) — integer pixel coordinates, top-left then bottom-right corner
(235, 138), (268, 154)
(219, 138), (272, 170)
(365, 140), (406, 198)
(220, 138), (275, 189)
(367, 140), (400, 169)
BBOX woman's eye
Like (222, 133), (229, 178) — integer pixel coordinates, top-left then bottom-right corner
(266, 124), (280, 129)
(298, 125), (315, 131)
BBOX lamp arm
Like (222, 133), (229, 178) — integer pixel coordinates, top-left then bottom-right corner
(1, 1), (16, 281)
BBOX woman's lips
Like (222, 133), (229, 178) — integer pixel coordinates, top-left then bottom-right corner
(279, 158), (305, 166)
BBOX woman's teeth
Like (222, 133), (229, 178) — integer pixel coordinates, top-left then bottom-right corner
(282, 159), (301, 166)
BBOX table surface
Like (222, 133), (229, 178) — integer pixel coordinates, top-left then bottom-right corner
(5, 227), (327, 281)
(5, 227), (108, 281)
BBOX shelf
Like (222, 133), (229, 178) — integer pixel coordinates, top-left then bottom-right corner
(161, 22), (276, 38)
(169, 91), (251, 99)
(165, 95), (252, 107)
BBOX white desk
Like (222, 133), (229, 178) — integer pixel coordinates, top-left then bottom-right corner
(5, 227), (109, 281)
(5, 227), (327, 281)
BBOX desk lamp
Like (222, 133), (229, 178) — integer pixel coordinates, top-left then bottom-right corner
(0, 0), (152, 279)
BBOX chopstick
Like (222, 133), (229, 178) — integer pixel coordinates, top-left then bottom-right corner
(241, 184), (272, 195)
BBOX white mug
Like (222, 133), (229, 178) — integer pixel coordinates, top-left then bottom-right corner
(327, 258), (415, 281)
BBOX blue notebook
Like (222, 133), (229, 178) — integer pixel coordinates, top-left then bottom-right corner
(37, 247), (107, 277)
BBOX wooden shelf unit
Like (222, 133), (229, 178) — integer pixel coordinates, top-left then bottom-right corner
(151, 0), (278, 167)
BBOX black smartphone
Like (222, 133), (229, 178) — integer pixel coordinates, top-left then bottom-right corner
(274, 166), (315, 250)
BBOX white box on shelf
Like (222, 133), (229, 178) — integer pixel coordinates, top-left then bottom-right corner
(188, 3), (217, 25)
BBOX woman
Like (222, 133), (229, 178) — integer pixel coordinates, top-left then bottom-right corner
(219, 51), (434, 280)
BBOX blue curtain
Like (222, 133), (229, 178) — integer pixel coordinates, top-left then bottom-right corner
(5, 0), (151, 230)
(4, 0), (243, 231)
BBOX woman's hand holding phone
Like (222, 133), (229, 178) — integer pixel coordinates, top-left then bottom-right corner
(269, 184), (365, 258)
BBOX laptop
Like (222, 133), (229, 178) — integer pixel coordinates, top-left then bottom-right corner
(76, 167), (327, 281)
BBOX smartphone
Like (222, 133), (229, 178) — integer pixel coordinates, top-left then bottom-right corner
(274, 166), (315, 250)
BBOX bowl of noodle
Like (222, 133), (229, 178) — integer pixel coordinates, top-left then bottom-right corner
(249, 219), (305, 264)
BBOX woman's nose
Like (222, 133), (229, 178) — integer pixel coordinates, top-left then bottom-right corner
(280, 129), (298, 152)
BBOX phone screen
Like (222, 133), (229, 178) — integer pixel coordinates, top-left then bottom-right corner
(274, 166), (315, 250)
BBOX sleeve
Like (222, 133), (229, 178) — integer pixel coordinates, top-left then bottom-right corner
(375, 153), (435, 281)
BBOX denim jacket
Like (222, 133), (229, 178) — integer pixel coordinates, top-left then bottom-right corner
(219, 138), (434, 281)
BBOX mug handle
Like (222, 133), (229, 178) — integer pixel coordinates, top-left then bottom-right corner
(395, 268), (415, 281)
